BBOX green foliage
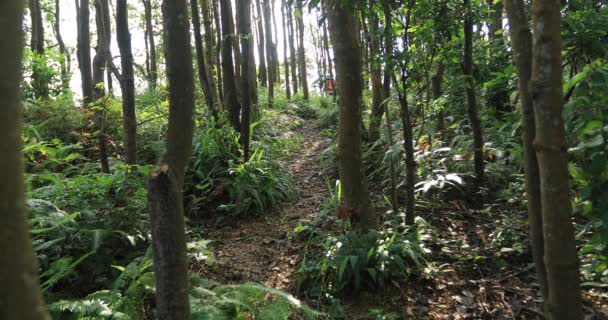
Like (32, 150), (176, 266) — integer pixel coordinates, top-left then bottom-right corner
(565, 59), (608, 282)
(22, 49), (64, 99)
(28, 165), (150, 296)
(190, 278), (321, 320)
(297, 220), (430, 298)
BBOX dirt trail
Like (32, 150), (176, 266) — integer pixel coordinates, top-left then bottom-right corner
(193, 121), (328, 290)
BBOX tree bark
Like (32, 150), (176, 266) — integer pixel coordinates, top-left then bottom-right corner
(142, 0), (158, 90)
(326, 0), (376, 230)
(0, 2), (50, 318)
(201, 0), (221, 114)
(381, 0), (392, 104)
(288, 3), (298, 94)
(237, 0), (253, 160)
(220, 0), (241, 130)
(296, 0), (309, 100)
(148, 0), (196, 318)
(271, 0), (280, 83)
(504, 0), (548, 308)
(93, 0), (111, 174)
(463, 0), (485, 186)
(212, 0), (225, 105)
(255, 0), (268, 87)
(530, 0), (583, 318)
(191, 0), (217, 120)
(54, 0), (71, 92)
(432, 60), (445, 141)
(262, 0), (275, 107)
(29, 0), (47, 99)
(77, 0), (94, 105)
(281, 1), (291, 100)
(116, 0), (137, 165)
(367, 10), (384, 142)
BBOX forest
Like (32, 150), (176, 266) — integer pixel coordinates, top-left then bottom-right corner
(0, 0), (607, 319)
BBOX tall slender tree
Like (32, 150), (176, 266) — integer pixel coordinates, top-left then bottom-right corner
(262, 0), (275, 107)
(212, 0), (224, 105)
(191, 0), (217, 120)
(77, 0), (94, 105)
(296, 0), (309, 99)
(367, 8), (384, 142)
(54, 0), (70, 91)
(281, 1), (291, 100)
(0, 2), (51, 318)
(326, 0), (376, 230)
(92, 0), (111, 173)
(147, 0), (196, 318)
(288, 2), (298, 94)
(237, 0), (253, 160)
(255, 0), (267, 87)
(116, 0), (137, 165)
(530, 0), (583, 318)
(220, 0), (241, 130)
(201, 0), (221, 112)
(463, 0), (485, 186)
(142, 0), (158, 90)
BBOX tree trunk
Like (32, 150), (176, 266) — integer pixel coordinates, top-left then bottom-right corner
(262, 0), (275, 107)
(191, 0), (217, 120)
(367, 10), (384, 142)
(255, 0), (267, 87)
(228, 0), (242, 93)
(29, 0), (47, 99)
(288, 3), (298, 94)
(381, 1), (392, 104)
(54, 0), (70, 92)
(296, 0), (309, 100)
(504, 0), (548, 308)
(77, 0), (93, 105)
(530, 0), (583, 318)
(322, 7), (333, 81)
(0, 2), (51, 318)
(148, 1), (196, 318)
(143, 0), (158, 90)
(116, 0), (137, 165)
(281, 1), (291, 100)
(326, 0), (376, 230)
(237, 0), (253, 160)
(220, 0), (241, 130)
(271, 0), (280, 83)
(212, 0), (224, 105)
(201, 0), (221, 113)
(432, 60), (445, 141)
(93, 0), (111, 174)
(463, 0), (484, 186)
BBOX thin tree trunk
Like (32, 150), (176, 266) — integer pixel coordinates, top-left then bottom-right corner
(271, 0), (279, 83)
(116, 0), (137, 165)
(255, 0), (267, 87)
(0, 2), (51, 318)
(288, 3), (298, 94)
(504, 0), (548, 308)
(143, 0), (158, 90)
(262, 0), (275, 107)
(226, 0), (242, 93)
(237, 0), (253, 160)
(201, 0), (221, 114)
(191, 0), (217, 120)
(54, 0), (70, 92)
(381, 0), (392, 104)
(148, 0), (196, 318)
(212, 0), (224, 105)
(93, 0), (111, 174)
(296, 0), (309, 100)
(531, 0), (583, 318)
(220, 0), (241, 130)
(367, 10), (384, 142)
(432, 60), (445, 141)
(29, 0), (48, 99)
(281, 1), (291, 99)
(464, 0), (484, 186)
(326, 0), (376, 230)
(322, 9), (333, 81)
